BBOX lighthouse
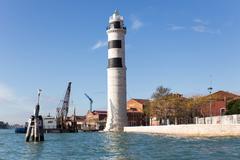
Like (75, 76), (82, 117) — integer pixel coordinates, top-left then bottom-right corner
(104, 10), (127, 132)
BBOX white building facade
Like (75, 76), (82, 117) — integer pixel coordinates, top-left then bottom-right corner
(43, 116), (57, 129)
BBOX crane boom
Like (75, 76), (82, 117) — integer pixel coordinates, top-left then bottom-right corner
(84, 93), (93, 112)
(61, 82), (72, 119)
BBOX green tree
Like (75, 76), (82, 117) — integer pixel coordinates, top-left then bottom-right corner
(226, 99), (240, 115)
(145, 85), (213, 125)
(149, 86), (187, 124)
(186, 96), (209, 117)
(151, 86), (171, 99)
(150, 86), (172, 120)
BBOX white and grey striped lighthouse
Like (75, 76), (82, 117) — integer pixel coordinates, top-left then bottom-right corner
(104, 10), (127, 132)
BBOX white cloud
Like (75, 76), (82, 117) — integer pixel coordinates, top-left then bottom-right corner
(167, 18), (220, 34)
(131, 16), (143, 30)
(193, 18), (208, 25)
(192, 25), (207, 32)
(92, 40), (107, 50)
(192, 18), (208, 33)
(192, 18), (221, 35)
(168, 24), (185, 31)
(192, 25), (221, 34)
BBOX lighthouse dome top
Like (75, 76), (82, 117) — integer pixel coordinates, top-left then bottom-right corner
(109, 10), (124, 22)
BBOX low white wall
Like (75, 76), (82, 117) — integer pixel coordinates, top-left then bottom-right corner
(124, 124), (240, 137)
(196, 114), (240, 125)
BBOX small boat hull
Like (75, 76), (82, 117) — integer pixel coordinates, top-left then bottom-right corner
(15, 127), (26, 134)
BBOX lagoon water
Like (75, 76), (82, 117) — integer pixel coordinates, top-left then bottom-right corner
(0, 129), (240, 160)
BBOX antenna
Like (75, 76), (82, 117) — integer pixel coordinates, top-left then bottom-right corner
(208, 75), (213, 120)
(208, 75), (213, 94)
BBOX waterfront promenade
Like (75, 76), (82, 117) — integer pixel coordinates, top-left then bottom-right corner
(124, 124), (240, 137)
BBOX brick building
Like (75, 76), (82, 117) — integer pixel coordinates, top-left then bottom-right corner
(199, 91), (240, 117)
(75, 116), (86, 130)
(84, 110), (107, 130)
(127, 99), (149, 126)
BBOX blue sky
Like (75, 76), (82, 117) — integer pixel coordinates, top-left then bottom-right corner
(0, 1), (240, 124)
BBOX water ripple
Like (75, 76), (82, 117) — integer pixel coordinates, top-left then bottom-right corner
(0, 129), (240, 160)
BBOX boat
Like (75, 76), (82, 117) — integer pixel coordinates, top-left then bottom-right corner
(15, 127), (26, 134)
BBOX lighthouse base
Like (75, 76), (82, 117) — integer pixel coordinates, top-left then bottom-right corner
(104, 103), (127, 132)
(104, 125), (125, 132)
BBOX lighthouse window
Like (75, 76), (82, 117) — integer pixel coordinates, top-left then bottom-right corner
(108, 58), (123, 68)
(108, 40), (121, 49)
(110, 21), (121, 28)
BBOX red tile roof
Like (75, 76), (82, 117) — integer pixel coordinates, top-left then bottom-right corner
(131, 99), (149, 104)
(92, 110), (107, 115)
(206, 90), (239, 100)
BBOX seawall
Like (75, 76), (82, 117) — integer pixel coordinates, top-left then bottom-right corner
(124, 124), (240, 137)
